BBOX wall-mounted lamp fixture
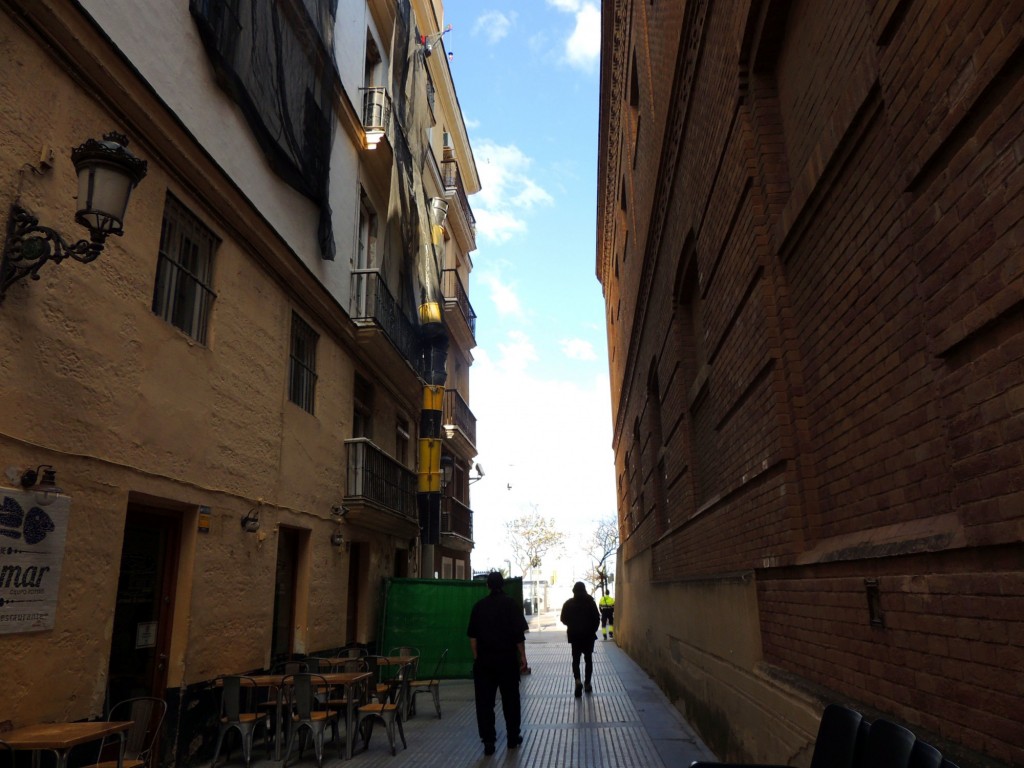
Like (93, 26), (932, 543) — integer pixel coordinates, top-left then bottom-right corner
(240, 504), (261, 533)
(429, 197), (449, 228)
(1, 132), (148, 303)
(19, 464), (63, 506)
(440, 454), (454, 489)
(469, 462), (485, 484)
(329, 505), (348, 549)
(442, 423), (456, 439)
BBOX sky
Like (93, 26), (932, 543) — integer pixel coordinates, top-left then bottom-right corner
(440, 1), (615, 587)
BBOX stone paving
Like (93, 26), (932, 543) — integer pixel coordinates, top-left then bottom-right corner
(221, 608), (713, 768)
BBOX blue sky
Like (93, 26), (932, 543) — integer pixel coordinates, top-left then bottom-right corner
(441, 1), (615, 584)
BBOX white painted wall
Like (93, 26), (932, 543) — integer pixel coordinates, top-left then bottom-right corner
(78, 0), (373, 310)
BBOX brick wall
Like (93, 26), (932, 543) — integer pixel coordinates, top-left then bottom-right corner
(599, 0), (1024, 763)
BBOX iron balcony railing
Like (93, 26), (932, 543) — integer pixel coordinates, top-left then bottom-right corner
(441, 269), (476, 337)
(443, 388), (477, 448)
(441, 496), (473, 540)
(441, 155), (476, 234)
(350, 269), (420, 370)
(360, 86), (392, 135)
(344, 438), (416, 518)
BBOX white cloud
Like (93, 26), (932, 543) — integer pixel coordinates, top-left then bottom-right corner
(564, 3), (601, 71)
(474, 140), (554, 244)
(542, 0), (600, 72)
(560, 338), (597, 361)
(473, 11), (516, 44)
(478, 272), (524, 319)
(469, 335), (616, 583)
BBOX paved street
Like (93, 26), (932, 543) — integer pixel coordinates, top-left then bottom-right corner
(217, 607), (714, 768)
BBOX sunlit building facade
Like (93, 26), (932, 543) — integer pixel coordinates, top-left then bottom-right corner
(0, 0), (478, 761)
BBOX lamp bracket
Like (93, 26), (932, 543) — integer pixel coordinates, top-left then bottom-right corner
(1, 205), (104, 302)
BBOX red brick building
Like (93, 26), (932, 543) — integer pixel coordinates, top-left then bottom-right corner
(597, 1), (1023, 764)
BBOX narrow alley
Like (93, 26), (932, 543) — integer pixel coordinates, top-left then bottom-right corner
(229, 607), (713, 768)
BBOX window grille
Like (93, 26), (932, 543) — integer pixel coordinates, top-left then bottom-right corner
(152, 195), (218, 343)
(289, 312), (318, 413)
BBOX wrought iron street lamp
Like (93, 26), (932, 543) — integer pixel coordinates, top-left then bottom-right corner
(1, 132), (148, 302)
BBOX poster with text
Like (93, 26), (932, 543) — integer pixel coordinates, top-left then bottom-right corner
(0, 487), (70, 633)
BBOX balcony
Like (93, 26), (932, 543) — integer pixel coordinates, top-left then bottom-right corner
(360, 86), (392, 148)
(350, 269), (422, 386)
(441, 269), (476, 350)
(441, 495), (474, 551)
(441, 151), (476, 247)
(443, 388), (477, 457)
(343, 438), (419, 537)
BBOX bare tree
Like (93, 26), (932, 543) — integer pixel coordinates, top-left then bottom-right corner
(505, 507), (565, 576)
(582, 518), (619, 592)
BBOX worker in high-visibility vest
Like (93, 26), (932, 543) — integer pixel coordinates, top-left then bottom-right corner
(599, 590), (615, 640)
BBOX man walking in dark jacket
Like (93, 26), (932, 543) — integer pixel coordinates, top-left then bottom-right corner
(467, 571), (529, 755)
(559, 581), (601, 697)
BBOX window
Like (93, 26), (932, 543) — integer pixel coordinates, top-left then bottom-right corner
(396, 418), (410, 466)
(441, 557), (453, 579)
(353, 374), (373, 438)
(455, 560), (465, 580)
(364, 31), (381, 89)
(289, 312), (318, 413)
(152, 194), (218, 343)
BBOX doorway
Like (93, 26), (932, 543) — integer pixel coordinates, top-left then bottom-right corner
(107, 507), (180, 707)
(272, 527), (301, 659)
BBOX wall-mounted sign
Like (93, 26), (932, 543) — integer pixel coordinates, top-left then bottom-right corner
(0, 488), (70, 634)
(135, 620), (157, 649)
(198, 505), (211, 533)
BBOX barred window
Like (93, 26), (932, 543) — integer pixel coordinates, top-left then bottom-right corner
(152, 195), (218, 343)
(289, 312), (318, 413)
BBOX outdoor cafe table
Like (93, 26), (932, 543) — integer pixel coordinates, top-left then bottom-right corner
(237, 671), (372, 761)
(3, 721), (132, 768)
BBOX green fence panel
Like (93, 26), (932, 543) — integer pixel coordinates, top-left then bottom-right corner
(377, 577), (524, 679)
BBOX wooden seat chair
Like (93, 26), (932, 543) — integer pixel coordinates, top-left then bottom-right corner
(408, 648), (448, 718)
(95, 697), (167, 768)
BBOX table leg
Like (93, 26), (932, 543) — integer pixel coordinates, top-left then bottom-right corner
(345, 685), (355, 760)
(116, 731), (127, 768)
(274, 687), (284, 761)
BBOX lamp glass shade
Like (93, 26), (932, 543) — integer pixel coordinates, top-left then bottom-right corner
(76, 163), (135, 234)
(70, 133), (148, 238)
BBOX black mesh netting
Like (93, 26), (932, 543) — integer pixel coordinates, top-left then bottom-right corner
(190, 0), (338, 260)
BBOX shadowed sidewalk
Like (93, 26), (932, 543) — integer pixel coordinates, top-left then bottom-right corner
(208, 608), (713, 768)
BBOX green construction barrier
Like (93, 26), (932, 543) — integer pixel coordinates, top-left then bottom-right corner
(377, 576), (524, 679)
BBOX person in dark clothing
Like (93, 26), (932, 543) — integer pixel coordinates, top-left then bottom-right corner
(467, 571), (529, 755)
(559, 581), (601, 697)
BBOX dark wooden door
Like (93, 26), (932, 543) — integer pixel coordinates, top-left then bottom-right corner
(107, 507), (179, 705)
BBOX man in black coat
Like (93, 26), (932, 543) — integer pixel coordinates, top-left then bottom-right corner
(467, 571), (529, 755)
(559, 581), (601, 697)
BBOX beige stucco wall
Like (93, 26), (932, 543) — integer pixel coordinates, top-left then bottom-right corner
(0, 12), (360, 727)
(617, 550), (823, 764)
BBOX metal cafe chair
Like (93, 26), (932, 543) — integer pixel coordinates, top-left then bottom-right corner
(281, 673), (340, 768)
(355, 662), (410, 756)
(94, 697), (167, 768)
(211, 676), (267, 768)
(408, 648), (448, 718)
